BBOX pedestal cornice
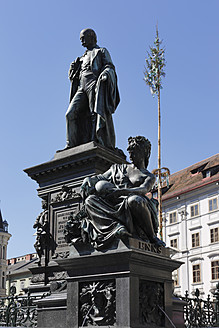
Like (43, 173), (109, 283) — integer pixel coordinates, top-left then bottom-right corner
(24, 142), (127, 188)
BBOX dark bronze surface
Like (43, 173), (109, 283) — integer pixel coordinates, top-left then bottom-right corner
(65, 28), (119, 150)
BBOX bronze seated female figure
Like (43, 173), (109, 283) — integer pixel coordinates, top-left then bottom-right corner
(64, 136), (165, 250)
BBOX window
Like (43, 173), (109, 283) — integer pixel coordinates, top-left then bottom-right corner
(211, 261), (219, 280)
(192, 233), (200, 248)
(2, 272), (5, 289)
(3, 220), (8, 232)
(169, 211), (177, 224)
(173, 270), (179, 287)
(205, 170), (211, 178)
(193, 264), (201, 283)
(204, 165), (219, 178)
(209, 197), (218, 212)
(20, 280), (25, 290)
(191, 204), (199, 217)
(191, 164), (207, 174)
(170, 238), (178, 249)
(210, 227), (219, 243)
(2, 246), (6, 259)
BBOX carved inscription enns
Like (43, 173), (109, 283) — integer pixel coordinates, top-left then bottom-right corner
(129, 238), (162, 254)
(138, 241), (162, 254)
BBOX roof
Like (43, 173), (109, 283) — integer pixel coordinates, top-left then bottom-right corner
(160, 153), (219, 201)
(7, 258), (38, 276)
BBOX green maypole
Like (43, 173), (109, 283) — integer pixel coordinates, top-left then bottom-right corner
(144, 26), (166, 239)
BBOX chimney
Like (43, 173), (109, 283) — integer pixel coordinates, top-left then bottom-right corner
(10, 258), (16, 265)
(25, 254), (32, 261)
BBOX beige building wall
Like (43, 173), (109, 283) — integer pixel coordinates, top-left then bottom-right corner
(6, 253), (38, 296)
(0, 231), (11, 297)
(160, 154), (219, 299)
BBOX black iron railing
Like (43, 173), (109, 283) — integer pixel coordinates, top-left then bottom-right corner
(181, 284), (219, 328)
(1, 284), (219, 327)
(0, 286), (50, 327)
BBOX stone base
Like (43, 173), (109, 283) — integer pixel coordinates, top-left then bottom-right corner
(36, 239), (182, 328)
(24, 144), (183, 327)
(172, 297), (187, 328)
(24, 142), (128, 326)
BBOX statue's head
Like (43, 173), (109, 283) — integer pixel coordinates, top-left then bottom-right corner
(80, 28), (97, 49)
(127, 136), (151, 168)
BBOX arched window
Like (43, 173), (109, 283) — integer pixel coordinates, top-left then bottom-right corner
(3, 246), (6, 259)
(0, 246), (2, 259)
(2, 272), (5, 289)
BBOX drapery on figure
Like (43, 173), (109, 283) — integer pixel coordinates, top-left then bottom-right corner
(64, 136), (165, 250)
(65, 28), (119, 150)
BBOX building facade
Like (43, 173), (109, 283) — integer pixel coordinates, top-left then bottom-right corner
(0, 210), (11, 297)
(6, 253), (38, 296)
(157, 154), (219, 298)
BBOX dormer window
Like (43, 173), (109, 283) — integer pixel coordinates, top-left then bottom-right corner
(202, 165), (219, 178)
(205, 170), (211, 178)
(191, 163), (208, 175)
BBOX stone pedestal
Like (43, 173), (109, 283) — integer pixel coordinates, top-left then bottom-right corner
(172, 297), (187, 328)
(36, 239), (182, 328)
(24, 142), (183, 327)
(24, 142), (127, 286)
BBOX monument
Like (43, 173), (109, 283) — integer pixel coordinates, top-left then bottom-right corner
(24, 29), (182, 328)
(64, 28), (119, 150)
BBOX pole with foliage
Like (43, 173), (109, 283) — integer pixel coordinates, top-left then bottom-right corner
(144, 26), (166, 239)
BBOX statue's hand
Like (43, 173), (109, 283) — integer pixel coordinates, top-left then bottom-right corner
(81, 177), (90, 192)
(81, 177), (95, 197)
(68, 62), (76, 80)
(70, 61), (76, 69)
(106, 188), (128, 202)
(33, 216), (40, 229)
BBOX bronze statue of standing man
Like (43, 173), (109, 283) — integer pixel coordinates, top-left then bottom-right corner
(65, 28), (120, 150)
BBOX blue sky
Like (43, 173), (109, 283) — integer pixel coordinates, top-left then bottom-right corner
(0, 0), (218, 258)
